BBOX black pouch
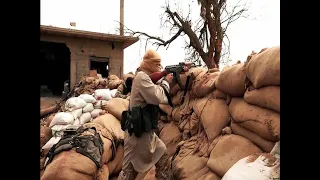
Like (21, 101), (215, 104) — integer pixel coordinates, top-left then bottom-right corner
(140, 104), (159, 131)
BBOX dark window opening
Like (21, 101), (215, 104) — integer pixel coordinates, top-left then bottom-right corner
(90, 56), (109, 78)
(40, 41), (70, 97)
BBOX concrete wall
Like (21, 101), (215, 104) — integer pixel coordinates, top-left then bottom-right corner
(40, 34), (124, 87)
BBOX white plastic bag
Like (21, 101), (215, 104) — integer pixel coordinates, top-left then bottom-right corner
(91, 109), (103, 118)
(79, 112), (92, 124)
(42, 136), (62, 150)
(65, 97), (87, 111)
(93, 100), (107, 109)
(222, 142), (280, 180)
(49, 112), (75, 127)
(70, 109), (83, 119)
(94, 89), (112, 101)
(78, 94), (97, 103)
(83, 103), (94, 113)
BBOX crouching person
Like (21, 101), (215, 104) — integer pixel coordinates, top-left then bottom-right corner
(118, 49), (173, 180)
(41, 123), (117, 180)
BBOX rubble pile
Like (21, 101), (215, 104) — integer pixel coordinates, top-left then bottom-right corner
(40, 46), (280, 180)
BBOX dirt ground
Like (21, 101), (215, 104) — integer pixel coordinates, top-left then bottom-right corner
(40, 96), (62, 109)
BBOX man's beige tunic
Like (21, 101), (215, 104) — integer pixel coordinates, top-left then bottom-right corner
(123, 71), (169, 173)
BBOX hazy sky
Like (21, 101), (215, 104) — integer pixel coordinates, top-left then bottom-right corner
(40, 0), (280, 73)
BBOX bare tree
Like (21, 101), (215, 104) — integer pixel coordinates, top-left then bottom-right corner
(122, 0), (249, 69)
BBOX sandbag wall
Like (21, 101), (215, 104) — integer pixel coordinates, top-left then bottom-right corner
(40, 74), (128, 179)
(158, 46), (280, 179)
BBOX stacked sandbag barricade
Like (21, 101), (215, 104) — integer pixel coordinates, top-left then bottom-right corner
(40, 74), (131, 179)
(157, 46), (280, 179)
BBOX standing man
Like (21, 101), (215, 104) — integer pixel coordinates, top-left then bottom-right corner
(118, 49), (173, 180)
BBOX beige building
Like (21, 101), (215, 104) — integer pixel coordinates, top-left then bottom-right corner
(40, 25), (138, 95)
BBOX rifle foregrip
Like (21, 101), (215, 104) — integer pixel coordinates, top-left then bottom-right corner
(149, 70), (167, 84)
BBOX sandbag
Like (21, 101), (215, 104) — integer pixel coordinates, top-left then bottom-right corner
(49, 112), (75, 127)
(65, 97), (87, 111)
(109, 89), (118, 98)
(244, 86), (280, 112)
(94, 100), (107, 109)
(71, 109), (83, 119)
(159, 122), (182, 157)
(107, 144), (124, 175)
(222, 150), (279, 180)
(211, 89), (227, 100)
(91, 109), (103, 118)
(194, 98), (230, 142)
(101, 98), (129, 120)
(79, 112), (92, 124)
(196, 167), (221, 180)
(172, 91), (184, 106)
(82, 103), (94, 113)
(245, 46), (280, 88)
(171, 107), (181, 123)
(172, 153), (208, 180)
(215, 63), (246, 97)
(192, 72), (220, 98)
(229, 98), (280, 141)
(41, 149), (97, 180)
(108, 75), (122, 89)
(93, 114), (125, 140)
(94, 89), (113, 101)
(95, 165), (110, 180)
(230, 121), (275, 152)
(40, 125), (53, 149)
(78, 94), (97, 103)
(207, 134), (262, 177)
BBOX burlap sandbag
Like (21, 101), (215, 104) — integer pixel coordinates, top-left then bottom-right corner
(197, 167), (221, 180)
(245, 46), (280, 88)
(93, 114), (125, 140)
(244, 86), (280, 112)
(192, 72), (220, 98)
(160, 122), (182, 157)
(172, 91), (184, 106)
(101, 98), (129, 120)
(41, 124), (114, 180)
(211, 89), (227, 100)
(108, 75), (122, 90)
(207, 134), (262, 177)
(172, 152), (209, 180)
(107, 144), (124, 175)
(229, 98), (280, 142)
(194, 97), (230, 142)
(40, 125), (52, 149)
(215, 63), (246, 97)
(95, 164), (110, 180)
(172, 107), (181, 123)
(230, 121), (275, 152)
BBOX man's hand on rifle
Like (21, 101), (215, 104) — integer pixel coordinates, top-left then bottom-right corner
(164, 73), (173, 84)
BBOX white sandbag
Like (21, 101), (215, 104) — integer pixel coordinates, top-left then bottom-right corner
(41, 136), (62, 150)
(70, 109), (83, 119)
(82, 103), (94, 113)
(91, 109), (103, 118)
(49, 112), (75, 127)
(78, 94), (97, 103)
(79, 112), (92, 124)
(110, 89), (118, 98)
(65, 97), (87, 111)
(94, 89), (112, 101)
(51, 125), (68, 136)
(222, 143), (280, 180)
(73, 118), (81, 125)
(94, 100), (107, 109)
